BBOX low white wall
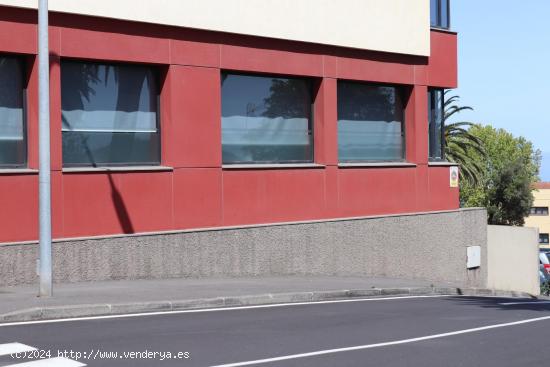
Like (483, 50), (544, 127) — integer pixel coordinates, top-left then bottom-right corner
(487, 225), (539, 295)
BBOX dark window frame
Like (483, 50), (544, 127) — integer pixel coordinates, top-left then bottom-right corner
(0, 54), (28, 168)
(530, 207), (549, 216)
(428, 88), (445, 162)
(431, 0), (451, 30)
(540, 233), (550, 244)
(61, 59), (162, 168)
(220, 70), (315, 165)
(337, 79), (407, 163)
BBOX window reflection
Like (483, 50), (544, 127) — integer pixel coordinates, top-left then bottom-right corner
(431, 0), (450, 29)
(428, 89), (445, 161)
(221, 73), (313, 164)
(61, 61), (160, 166)
(338, 82), (404, 162)
(0, 56), (25, 167)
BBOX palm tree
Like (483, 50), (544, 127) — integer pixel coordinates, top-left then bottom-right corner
(443, 92), (486, 186)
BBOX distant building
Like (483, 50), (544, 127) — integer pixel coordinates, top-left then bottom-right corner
(525, 182), (550, 249)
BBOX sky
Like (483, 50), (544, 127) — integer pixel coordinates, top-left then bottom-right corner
(451, 0), (549, 181)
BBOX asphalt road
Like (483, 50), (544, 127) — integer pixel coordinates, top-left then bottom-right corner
(0, 295), (549, 367)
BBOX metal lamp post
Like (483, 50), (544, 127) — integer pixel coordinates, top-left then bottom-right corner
(38, 0), (52, 297)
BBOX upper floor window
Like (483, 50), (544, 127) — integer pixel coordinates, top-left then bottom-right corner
(530, 207), (549, 216)
(428, 89), (445, 161)
(540, 233), (549, 244)
(221, 73), (313, 164)
(431, 0), (450, 29)
(0, 56), (26, 167)
(61, 61), (160, 167)
(338, 81), (404, 162)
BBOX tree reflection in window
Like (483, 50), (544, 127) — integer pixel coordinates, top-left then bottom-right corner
(221, 73), (313, 164)
(61, 61), (159, 167)
(338, 82), (404, 162)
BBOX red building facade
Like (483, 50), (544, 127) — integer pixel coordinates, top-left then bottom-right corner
(0, 5), (458, 244)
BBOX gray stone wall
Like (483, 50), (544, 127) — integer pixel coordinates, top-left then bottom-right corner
(0, 208), (488, 287)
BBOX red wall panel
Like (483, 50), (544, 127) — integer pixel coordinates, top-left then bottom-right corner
(338, 168), (418, 217)
(336, 53), (417, 85)
(405, 85), (429, 164)
(163, 65), (221, 168)
(48, 53), (63, 171)
(313, 78), (338, 165)
(425, 30), (458, 88)
(62, 172), (173, 237)
(51, 170), (64, 238)
(222, 169), (327, 225)
(62, 174), (126, 237)
(0, 175), (38, 242)
(428, 166), (460, 210)
(0, 7), (459, 243)
(114, 172), (173, 233)
(220, 40), (323, 76)
(170, 29), (221, 68)
(323, 56), (338, 79)
(173, 168), (222, 229)
(0, 7), (36, 55)
(323, 166), (339, 216)
(54, 14), (170, 64)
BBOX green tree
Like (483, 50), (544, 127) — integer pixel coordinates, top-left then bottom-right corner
(443, 94), (486, 186)
(460, 125), (541, 226)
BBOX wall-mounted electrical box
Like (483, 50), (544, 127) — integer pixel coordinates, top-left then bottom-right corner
(467, 246), (481, 269)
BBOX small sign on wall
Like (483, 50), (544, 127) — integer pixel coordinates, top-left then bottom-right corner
(450, 166), (459, 188)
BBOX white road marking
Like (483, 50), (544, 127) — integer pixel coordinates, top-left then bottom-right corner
(209, 315), (550, 367)
(499, 301), (550, 306)
(0, 343), (36, 357)
(3, 357), (86, 366)
(0, 295), (450, 327)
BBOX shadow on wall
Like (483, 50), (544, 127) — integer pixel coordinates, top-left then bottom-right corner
(107, 174), (134, 234)
(61, 63), (135, 234)
(71, 122), (135, 234)
(79, 140), (135, 234)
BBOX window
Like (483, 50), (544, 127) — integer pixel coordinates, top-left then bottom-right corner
(221, 73), (313, 164)
(530, 207), (549, 216)
(428, 89), (445, 161)
(61, 61), (160, 167)
(338, 81), (404, 162)
(431, 0), (450, 29)
(0, 56), (26, 167)
(540, 233), (550, 245)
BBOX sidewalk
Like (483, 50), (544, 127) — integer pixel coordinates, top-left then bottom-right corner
(0, 276), (530, 323)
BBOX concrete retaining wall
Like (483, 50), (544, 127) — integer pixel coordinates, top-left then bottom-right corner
(0, 208), (487, 287)
(487, 225), (540, 295)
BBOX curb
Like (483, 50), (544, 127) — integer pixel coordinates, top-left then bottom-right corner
(0, 287), (537, 324)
